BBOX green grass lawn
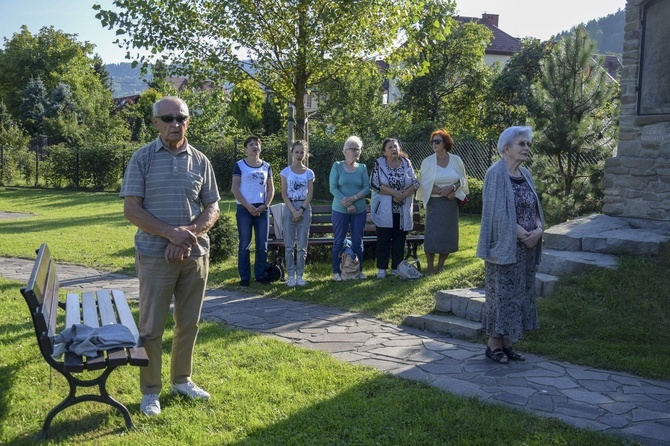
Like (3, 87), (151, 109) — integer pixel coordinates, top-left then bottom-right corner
(0, 187), (666, 444)
(0, 277), (635, 445)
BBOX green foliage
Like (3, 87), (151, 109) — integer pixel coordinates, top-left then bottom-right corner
(398, 21), (492, 138)
(530, 154), (605, 224)
(461, 177), (482, 215)
(532, 26), (619, 199)
(311, 59), (392, 142)
(262, 96), (285, 136)
(95, 0), (445, 140)
(0, 25), (121, 160)
(208, 213), (238, 263)
(0, 104), (30, 186)
(42, 144), (76, 188)
(483, 38), (552, 140)
(19, 76), (49, 136)
(228, 79), (264, 134)
(42, 144), (125, 190)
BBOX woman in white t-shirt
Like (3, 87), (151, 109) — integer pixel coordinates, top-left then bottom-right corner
(280, 140), (315, 286)
(231, 136), (275, 287)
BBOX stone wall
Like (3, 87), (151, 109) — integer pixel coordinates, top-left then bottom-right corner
(603, 0), (670, 228)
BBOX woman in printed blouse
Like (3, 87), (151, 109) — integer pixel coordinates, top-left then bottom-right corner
(476, 125), (545, 364)
(417, 129), (469, 275)
(280, 140), (315, 287)
(370, 138), (419, 278)
(329, 135), (370, 281)
(231, 135), (275, 287)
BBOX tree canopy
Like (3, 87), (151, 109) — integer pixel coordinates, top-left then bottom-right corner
(94, 0), (456, 139)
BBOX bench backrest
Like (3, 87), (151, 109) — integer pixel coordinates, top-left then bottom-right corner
(20, 243), (59, 361)
(269, 203), (423, 240)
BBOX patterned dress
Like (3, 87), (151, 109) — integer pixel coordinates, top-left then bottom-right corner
(483, 175), (540, 342)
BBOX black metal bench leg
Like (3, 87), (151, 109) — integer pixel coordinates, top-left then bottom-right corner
(404, 241), (421, 271)
(41, 366), (133, 437)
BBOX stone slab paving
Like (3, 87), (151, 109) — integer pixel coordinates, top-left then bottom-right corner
(2, 256), (669, 446)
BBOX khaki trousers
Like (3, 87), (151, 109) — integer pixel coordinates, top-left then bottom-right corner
(136, 252), (209, 395)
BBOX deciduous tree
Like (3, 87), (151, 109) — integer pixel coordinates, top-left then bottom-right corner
(94, 0), (455, 140)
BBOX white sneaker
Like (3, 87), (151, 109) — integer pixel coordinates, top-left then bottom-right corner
(171, 381), (210, 400)
(376, 269), (387, 279)
(391, 269), (399, 277)
(358, 272), (367, 279)
(333, 273), (342, 281)
(286, 277), (296, 287)
(140, 393), (161, 416)
(296, 277), (307, 286)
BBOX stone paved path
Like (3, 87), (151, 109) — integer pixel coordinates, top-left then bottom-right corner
(2, 256), (669, 446)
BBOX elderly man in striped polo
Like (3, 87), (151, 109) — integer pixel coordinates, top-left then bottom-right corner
(120, 96), (220, 416)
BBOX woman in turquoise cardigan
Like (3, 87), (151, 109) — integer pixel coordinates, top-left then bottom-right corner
(329, 135), (370, 281)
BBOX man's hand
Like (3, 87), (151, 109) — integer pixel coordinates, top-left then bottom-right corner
(167, 224), (197, 251)
(165, 242), (191, 262)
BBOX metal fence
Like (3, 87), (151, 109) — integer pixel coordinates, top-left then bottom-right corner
(2, 138), (611, 202)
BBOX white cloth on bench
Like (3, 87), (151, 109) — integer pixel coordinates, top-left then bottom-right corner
(52, 323), (137, 359)
(270, 203), (285, 240)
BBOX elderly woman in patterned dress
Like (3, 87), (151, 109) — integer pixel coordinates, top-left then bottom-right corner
(476, 126), (545, 364)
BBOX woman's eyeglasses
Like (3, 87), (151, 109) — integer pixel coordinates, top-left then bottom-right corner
(156, 115), (189, 123)
(430, 139), (443, 145)
(517, 141), (532, 148)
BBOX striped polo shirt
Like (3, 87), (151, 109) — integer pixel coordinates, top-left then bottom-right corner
(120, 137), (220, 257)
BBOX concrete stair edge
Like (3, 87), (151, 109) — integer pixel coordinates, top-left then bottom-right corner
(403, 313), (482, 339)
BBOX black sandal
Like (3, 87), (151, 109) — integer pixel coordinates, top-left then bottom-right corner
(485, 346), (509, 364)
(502, 346), (526, 361)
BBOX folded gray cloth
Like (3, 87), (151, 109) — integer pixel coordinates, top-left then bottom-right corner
(52, 323), (136, 359)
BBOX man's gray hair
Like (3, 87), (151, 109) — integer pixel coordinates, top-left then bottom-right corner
(497, 126), (533, 155)
(152, 96), (189, 117)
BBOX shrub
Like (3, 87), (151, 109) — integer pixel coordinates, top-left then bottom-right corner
(208, 213), (238, 263)
(461, 177), (482, 215)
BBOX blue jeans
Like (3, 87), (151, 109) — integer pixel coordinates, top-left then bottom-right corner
(236, 204), (269, 281)
(331, 209), (366, 274)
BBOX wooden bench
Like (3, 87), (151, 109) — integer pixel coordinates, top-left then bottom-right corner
(19, 243), (148, 437)
(268, 203), (425, 271)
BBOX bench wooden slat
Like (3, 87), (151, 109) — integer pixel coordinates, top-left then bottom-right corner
(111, 290), (149, 366)
(81, 291), (99, 328)
(94, 290), (130, 367)
(96, 290), (117, 325)
(65, 293), (81, 327)
(44, 260), (60, 339)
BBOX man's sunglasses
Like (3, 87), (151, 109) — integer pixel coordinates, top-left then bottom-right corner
(156, 115), (189, 123)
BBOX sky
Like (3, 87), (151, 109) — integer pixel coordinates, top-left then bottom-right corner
(0, 0), (627, 65)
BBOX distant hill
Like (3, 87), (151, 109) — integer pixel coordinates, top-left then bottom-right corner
(105, 62), (149, 97)
(555, 9), (625, 55)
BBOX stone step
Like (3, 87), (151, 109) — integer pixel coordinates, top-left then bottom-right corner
(538, 248), (619, 276)
(535, 272), (559, 297)
(435, 288), (485, 322)
(403, 313), (483, 339)
(544, 213), (670, 255)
